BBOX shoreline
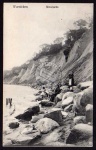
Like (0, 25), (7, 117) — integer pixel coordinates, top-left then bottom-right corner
(3, 81), (93, 147)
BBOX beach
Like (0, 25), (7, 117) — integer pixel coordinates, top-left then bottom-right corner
(3, 84), (38, 144)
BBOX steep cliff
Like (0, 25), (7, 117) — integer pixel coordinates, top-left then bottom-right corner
(3, 27), (93, 87)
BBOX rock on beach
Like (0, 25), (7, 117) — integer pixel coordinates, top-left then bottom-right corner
(9, 122), (19, 129)
(44, 110), (63, 125)
(62, 97), (73, 109)
(64, 104), (73, 112)
(15, 104), (40, 121)
(77, 81), (93, 90)
(73, 116), (86, 125)
(72, 86), (93, 115)
(31, 114), (44, 123)
(66, 123), (93, 144)
(40, 100), (54, 107)
(62, 92), (75, 100)
(85, 104), (93, 123)
(35, 118), (59, 134)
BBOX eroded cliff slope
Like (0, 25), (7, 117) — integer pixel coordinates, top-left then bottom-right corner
(3, 27), (93, 86)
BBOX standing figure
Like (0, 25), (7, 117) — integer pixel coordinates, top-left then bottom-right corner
(6, 98), (8, 105)
(9, 98), (12, 107)
(69, 72), (74, 91)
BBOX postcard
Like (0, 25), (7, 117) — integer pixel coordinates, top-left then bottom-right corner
(3, 3), (93, 147)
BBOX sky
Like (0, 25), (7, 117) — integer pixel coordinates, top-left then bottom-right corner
(3, 3), (93, 70)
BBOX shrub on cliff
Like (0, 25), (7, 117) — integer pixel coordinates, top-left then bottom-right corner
(33, 19), (90, 61)
(33, 43), (63, 60)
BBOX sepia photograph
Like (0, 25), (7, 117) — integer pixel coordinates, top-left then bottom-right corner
(3, 3), (93, 147)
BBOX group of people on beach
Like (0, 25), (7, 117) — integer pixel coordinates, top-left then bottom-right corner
(41, 72), (74, 102)
(6, 72), (74, 107)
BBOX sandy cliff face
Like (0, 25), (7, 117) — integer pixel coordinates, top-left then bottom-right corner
(3, 27), (93, 86)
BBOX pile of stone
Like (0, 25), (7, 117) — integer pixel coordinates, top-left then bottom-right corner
(4, 81), (93, 147)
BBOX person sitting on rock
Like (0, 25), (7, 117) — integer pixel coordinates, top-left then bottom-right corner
(49, 84), (61, 102)
(41, 87), (49, 98)
(55, 84), (61, 95)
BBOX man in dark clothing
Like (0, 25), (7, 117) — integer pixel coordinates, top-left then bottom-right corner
(55, 84), (61, 95)
(50, 84), (61, 102)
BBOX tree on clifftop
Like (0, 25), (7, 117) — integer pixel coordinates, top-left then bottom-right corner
(53, 37), (64, 44)
(73, 19), (88, 29)
(63, 19), (88, 62)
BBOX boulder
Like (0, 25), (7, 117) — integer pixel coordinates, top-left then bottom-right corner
(60, 85), (68, 90)
(9, 122), (19, 129)
(62, 97), (73, 109)
(57, 92), (64, 99)
(40, 100), (54, 107)
(85, 104), (93, 123)
(26, 104), (40, 114)
(54, 101), (62, 108)
(35, 118), (59, 134)
(80, 87), (93, 106)
(21, 128), (40, 135)
(15, 104), (40, 121)
(73, 116), (86, 125)
(21, 128), (34, 135)
(77, 81), (93, 91)
(44, 110), (63, 125)
(66, 124), (93, 144)
(67, 137), (93, 147)
(38, 126), (64, 145)
(72, 86), (81, 93)
(62, 92), (75, 100)
(11, 130), (41, 145)
(61, 111), (68, 119)
(54, 93), (63, 104)
(60, 86), (70, 94)
(31, 114), (44, 123)
(73, 87), (93, 115)
(64, 104), (73, 112)
(72, 92), (86, 115)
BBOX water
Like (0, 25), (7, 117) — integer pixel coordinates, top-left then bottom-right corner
(3, 84), (38, 141)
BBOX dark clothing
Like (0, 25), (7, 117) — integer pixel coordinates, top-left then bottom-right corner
(55, 85), (61, 94)
(68, 73), (74, 92)
(50, 94), (56, 102)
(50, 85), (61, 102)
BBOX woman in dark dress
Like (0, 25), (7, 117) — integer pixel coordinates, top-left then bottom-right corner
(69, 72), (74, 91)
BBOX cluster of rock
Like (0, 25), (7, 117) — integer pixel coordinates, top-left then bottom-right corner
(3, 81), (93, 147)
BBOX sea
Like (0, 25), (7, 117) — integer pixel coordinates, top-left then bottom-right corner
(3, 84), (38, 144)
